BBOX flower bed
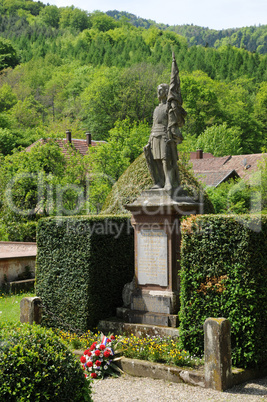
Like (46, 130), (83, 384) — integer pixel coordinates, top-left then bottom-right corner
(116, 334), (203, 368)
(57, 330), (203, 378)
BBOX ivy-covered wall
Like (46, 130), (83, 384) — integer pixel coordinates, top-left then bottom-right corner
(36, 215), (134, 332)
(179, 214), (267, 368)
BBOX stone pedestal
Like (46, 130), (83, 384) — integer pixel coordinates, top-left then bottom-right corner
(118, 189), (201, 327)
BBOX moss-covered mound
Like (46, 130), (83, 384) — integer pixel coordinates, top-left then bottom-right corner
(101, 153), (214, 215)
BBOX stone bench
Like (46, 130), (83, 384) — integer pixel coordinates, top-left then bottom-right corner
(9, 278), (35, 292)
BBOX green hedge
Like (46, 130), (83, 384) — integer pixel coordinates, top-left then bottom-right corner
(36, 215), (134, 332)
(179, 214), (267, 369)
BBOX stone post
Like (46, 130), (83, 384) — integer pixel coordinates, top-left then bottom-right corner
(204, 317), (232, 391)
(20, 297), (42, 324)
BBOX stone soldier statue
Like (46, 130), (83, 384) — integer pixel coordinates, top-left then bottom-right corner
(144, 53), (187, 192)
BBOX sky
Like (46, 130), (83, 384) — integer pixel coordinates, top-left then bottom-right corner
(47, 0), (267, 30)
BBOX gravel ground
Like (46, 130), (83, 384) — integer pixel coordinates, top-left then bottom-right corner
(91, 374), (267, 401)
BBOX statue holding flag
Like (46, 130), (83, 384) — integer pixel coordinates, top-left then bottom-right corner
(144, 52), (187, 192)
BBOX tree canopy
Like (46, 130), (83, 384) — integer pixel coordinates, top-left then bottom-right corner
(0, 37), (20, 70)
(0, 3), (266, 240)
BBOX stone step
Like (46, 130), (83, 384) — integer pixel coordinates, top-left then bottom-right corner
(98, 318), (179, 338)
(126, 309), (178, 327)
(117, 307), (178, 327)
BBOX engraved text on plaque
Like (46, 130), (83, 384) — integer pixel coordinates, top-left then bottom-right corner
(137, 229), (168, 286)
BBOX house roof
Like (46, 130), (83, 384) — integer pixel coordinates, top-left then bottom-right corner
(191, 153), (266, 186)
(194, 170), (239, 187)
(222, 154), (265, 181)
(26, 138), (106, 157)
(191, 155), (232, 172)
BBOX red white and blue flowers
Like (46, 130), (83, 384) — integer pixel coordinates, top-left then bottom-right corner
(80, 335), (119, 379)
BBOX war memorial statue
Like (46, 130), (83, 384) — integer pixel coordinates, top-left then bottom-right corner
(144, 52), (187, 192)
(120, 54), (200, 328)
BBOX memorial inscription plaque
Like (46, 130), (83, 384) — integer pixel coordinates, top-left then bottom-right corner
(137, 229), (168, 287)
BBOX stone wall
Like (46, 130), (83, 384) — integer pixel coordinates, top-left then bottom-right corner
(0, 242), (36, 285)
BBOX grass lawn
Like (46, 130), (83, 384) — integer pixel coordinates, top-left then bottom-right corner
(0, 292), (35, 324)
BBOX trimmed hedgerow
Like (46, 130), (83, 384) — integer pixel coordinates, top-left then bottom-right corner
(0, 323), (92, 401)
(36, 215), (134, 332)
(179, 214), (267, 369)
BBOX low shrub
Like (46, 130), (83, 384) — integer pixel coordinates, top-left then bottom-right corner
(2, 220), (37, 242)
(0, 323), (92, 401)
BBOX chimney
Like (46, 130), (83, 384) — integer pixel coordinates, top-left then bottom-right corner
(196, 149), (203, 159)
(66, 130), (71, 144)
(86, 132), (92, 146)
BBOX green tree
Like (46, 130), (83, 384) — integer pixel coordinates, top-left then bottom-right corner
(196, 123), (242, 156)
(249, 155), (267, 213)
(181, 72), (222, 137)
(85, 119), (150, 212)
(254, 81), (267, 146)
(206, 179), (254, 214)
(0, 37), (20, 70)
(39, 5), (60, 28)
(215, 77), (264, 153)
(117, 63), (159, 124)
(0, 83), (18, 112)
(10, 95), (43, 128)
(59, 6), (89, 32)
(90, 11), (118, 32)
(108, 118), (150, 163)
(0, 141), (90, 240)
(0, 128), (18, 155)
(80, 66), (121, 139)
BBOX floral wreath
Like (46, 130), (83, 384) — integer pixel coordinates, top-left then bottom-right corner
(80, 335), (121, 379)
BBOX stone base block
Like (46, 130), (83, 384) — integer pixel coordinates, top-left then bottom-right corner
(98, 319), (180, 338)
(117, 307), (178, 327)
(131, 290), (179, 315)
(116, 358), (204, 386)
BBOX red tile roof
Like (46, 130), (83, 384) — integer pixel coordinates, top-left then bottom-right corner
(191, 153), (266, 186)
(222, 154), (265, 180)
(26, 138), (106, 156)
(194, 170), (239, 187)
(191, 155), (232, 172)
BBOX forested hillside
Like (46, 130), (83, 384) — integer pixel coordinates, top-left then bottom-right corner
(107, 10), (267, 54)
(0, 0), (267, 241)
(0, 1), (266, 146)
